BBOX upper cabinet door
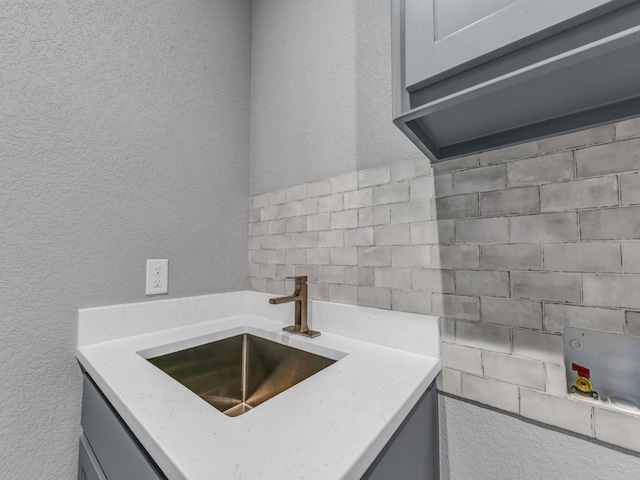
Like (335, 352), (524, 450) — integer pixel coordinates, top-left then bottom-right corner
(404, 0), (623, 89)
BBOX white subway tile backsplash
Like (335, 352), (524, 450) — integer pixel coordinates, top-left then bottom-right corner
(520, 389), (593, 437)
(374, 224), (411, 246)
(330, 172), (358, 193)
(594, 407), (640, 452)
(358, 165), (391, 188)
(441, 343), (482, 375)
(345, 227), (375, 247)
(483, 351), (546, 390)
(462, 374), (519, 413)
(374, 181), (409, 205)
(249, 125), (640, 451)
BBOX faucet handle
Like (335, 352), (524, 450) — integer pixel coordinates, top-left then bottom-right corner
(286, 276), (308, 284)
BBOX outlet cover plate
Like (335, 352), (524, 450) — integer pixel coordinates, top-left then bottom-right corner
(146, 259), (168, 295)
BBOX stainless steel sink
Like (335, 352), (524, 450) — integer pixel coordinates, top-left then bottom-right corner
(147, 334), (336, 417)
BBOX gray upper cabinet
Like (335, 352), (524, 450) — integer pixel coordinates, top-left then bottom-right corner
(392, 0), (640, 161)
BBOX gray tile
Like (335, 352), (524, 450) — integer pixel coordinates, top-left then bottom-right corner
(433, 194), (479, 220)
(507, 152), (574, 187)
(412, 269), (456, 293)
(318, 193), (344, 213)
(441, 343), (482, 375)
(359, 205), (390, 227)
(481, 244), (542, 271)
(545, 363), (568, 397)
(439, 368), (463, 397)
(373, 182), (409, 205)
(248, 277), (268, 292)
(286, 183), (308, 202)
(391, 246), (431, 268)
(285, 248), (306, 264)
(625, 311), (640, 336)
(594, 408), (640, 452)
(391, 200), (431, 224)
(268, 219), (287, 235)
(543, 242), (622, 273)
(307, 213), (330, 231)
(277, 233), (297, 249)
(358, 246), (391, 266)
(252, 192), (270, 208)
(539, 125), (615, 153)
(260, 205), (278, 221)
(624, 241), (640, 273)
(296, 198), (319, 216)
(260, 235), (278, 250)
(576, 137), (640, 177)
(456, 217), (509, 243)
(357, 286), (391, 309)
(432, 155), (479, 173)
(409, 175), (436, 200)
(434, 173), (454, 197)
(374, 268), (411, 289)
(318, 230), (344, 248)
(616, 117), (640, 140)
(358, 165), (391, 188)
(432, 245), (480, 269)
(455, 270), (510, 298)
(329, 284), (358, 304)
(510, 212), (578, 242)
(305, 248), (330, 265)
(410, 220), (455, 245)
(307, 179), (331, 198)
(267, 279), (286, 294)
(511, 271), (581, 303)
(296, 232), (319, 248)
(580, 206), (640, 240)
(544, 303), (624, 333)
(520, 389), (593, 437)
(432, 294), (480, 321)
(479, 141), (538, 165)
(330, 210), (357, 230)
(286, 216), (307, 233)
(583, 274), (640, 309)
(540, 176), (618, 212)
(277, 202), (297, 219)
(620, 172), (640, 205)
(481, 297), (542, 329)
(344, 188), (373, 209)
(391, 157), (432, 181)
(456, 320), (511, 353)
(329, 247), (358, 266)
(317, 265), (344, 284)
(374, 224), (411, 246)
(330, 172), (358, 193)
(344, 266), (374, 286)
(391, 289), (432, 314)
(483, 352), (546, 390)
(462, 374), (519, 413)
(480, 186), (540, 217)
(512, 330), (564, 364)
(345, 227), (374, 247)
(453, 164), (506, 194)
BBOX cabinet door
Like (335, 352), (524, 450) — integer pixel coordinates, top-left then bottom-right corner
(403, 0), (627, 89)
(78, 434), (107, 480)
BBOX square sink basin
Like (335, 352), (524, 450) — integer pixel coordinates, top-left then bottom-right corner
(147, 334), (336, 417)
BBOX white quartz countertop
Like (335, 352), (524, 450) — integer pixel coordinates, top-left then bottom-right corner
(76, 292), (440, 480)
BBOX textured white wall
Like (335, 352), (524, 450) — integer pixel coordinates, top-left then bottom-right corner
(440, 395), (640, 479)
(0, 1), (251, 478)
(250, 0), (419, 195)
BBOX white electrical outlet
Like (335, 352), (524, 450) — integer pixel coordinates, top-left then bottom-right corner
(146, 259), (168, 295)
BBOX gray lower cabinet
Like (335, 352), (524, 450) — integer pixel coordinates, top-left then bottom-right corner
(79, 376), (166, 480)
(79, 374), (438, 479)
(392, 0), (640, 161)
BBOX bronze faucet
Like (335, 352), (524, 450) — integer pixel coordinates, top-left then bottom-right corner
(269, 276), (320, 338)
